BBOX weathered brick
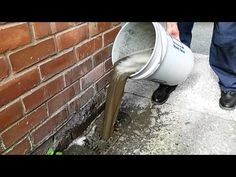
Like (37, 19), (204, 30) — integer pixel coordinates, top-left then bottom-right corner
(31, 108), (68, 144)
(0, 23), (31, 53)
(67, 82), (84, 114)
(79, 87), (94, 108)
(54, 22), (74, 33)
(0, 69), (40, 107)
(81, 63), (104, 90)
(44, 76), (65, 98)
(9, 38), (56, 72)
(56, 25), (89, 51)
(105, 58), (113, 71)
(76, 36), (102, 60)
(0, 101), (23, 132)
(5, 137), (31, 155)
(65, 59), (92, 86)
(93, 45), (112, 66)
(40, 50), (76, 80)
(1, 104), (48, 148)
(47, 84), (77, 115)
(89, 22), (112, 37)
(23, 76), (64, 113)
(68, 97), (79, 114)
(32, 22), (52, 39)
(95, 71), (112, 92)
(0, 56), (10, 80)
(72, 80), (81, 94)
(104, 26), (121, 46)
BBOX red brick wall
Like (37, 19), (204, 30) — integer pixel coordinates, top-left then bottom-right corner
(0, 22), (121, 154)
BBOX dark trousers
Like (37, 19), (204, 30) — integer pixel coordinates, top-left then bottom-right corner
(178, 22), (236, 91)
(177, 22), (194, 48)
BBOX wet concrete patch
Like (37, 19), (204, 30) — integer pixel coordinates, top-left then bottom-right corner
(64, 109), (133, 155)
(64, 54), (236, 155)
(64, 93), (156, 155)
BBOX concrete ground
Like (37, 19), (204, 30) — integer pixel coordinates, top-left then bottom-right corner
(64, 22), (236, 155)
(191, 22), (213, 54)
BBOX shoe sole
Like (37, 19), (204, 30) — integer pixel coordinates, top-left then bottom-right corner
(151, 96), (169, 105)
(219, 103), (236, 111)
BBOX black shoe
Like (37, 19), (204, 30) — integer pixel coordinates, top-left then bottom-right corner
(219, 90), (236, 110)
(151, 84), (177, 105)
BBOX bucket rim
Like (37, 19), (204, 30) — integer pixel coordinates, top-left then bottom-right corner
(111, 22), (167, 79)
(130, 22), (167, 79)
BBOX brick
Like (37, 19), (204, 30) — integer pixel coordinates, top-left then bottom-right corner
(56, 25), (89, 51)
(23, 76), (64, 113)
(47, 84), (77, 115)
(89, 22), (112, 37)
(67, 82), (83, 114)
(32, 22), (52, 39)
(65, 59), (92, 86)
(79, 87), (94, 108)
(64, 85), (79, 114)
(54, 22), (74, 33)
(68, 97), (79, 114)
(72, 80), (81, 94)
(31, 108), (68, 144)
(104, 26), (121, 46)
(0, 23), (31, 53)
(40, 50), (76, 80)
(95, 71), (112, 92)
(0, 101), (23, 132)
(9, 38), (56, 72)
(81, 63), (104, 90)
(76, 36), (102, 60)
(0, 56), (10, 80)
(0, 69), (40, 107)
(23, 87), (45, 113)
(5, 137), (31, 155)
(1, 104), (48, 148)
(93, 45), (112, 66)
(105, 58), (113, 71)
(44, 76), (65, 98)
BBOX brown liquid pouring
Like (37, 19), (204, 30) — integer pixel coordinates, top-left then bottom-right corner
(102, 49), (153, 140)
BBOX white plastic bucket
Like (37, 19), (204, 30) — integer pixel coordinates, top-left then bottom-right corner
(112, 22), (194, 86)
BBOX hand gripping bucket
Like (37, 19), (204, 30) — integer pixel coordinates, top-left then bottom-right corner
(112, 22), (194, 86)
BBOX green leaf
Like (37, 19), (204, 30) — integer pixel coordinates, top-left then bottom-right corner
(55, 152), (63, 155)
(47, 148), (55, 155)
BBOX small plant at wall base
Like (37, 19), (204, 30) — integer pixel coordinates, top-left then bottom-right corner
(47, 148), (63, 155)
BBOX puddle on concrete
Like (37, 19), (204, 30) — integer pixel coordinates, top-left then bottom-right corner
(63, 100), (171, 155)
(63, 110), (133, 155)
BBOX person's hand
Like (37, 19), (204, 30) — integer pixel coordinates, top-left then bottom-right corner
(166, 22), (180, 40)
